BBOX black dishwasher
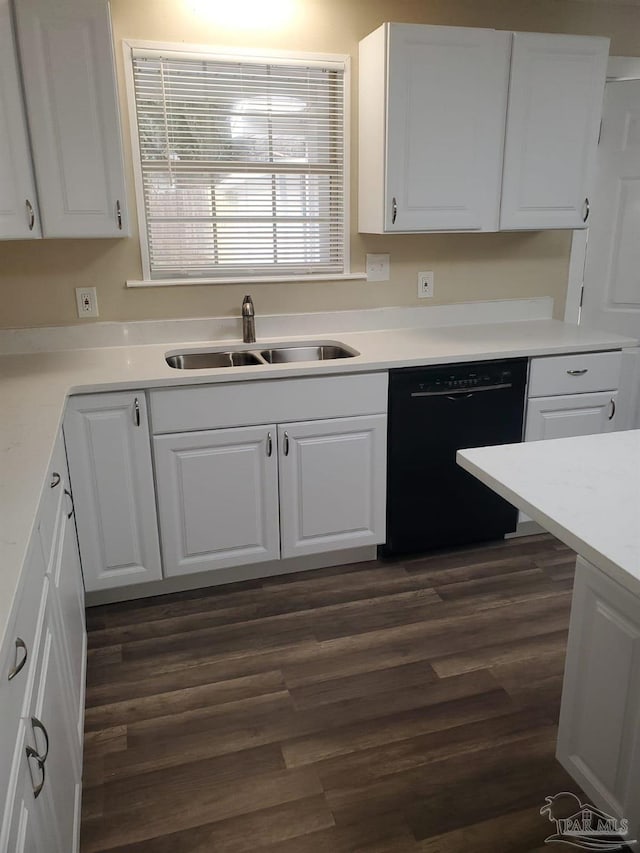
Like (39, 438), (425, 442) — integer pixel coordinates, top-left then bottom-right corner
(382, 358), (527, 557)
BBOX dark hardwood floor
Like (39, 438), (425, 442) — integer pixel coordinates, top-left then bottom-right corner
(81, 533), (583, 852)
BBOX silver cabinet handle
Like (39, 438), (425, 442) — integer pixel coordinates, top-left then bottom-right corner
(8, 637), (27, 681)
(283, 431), (290, 456)
(609, 397), (616, 420)
(392, 197), (397, 225)
(50, 472), (61, 489)
(64, 487), (74, 519)
(116, 199), (123, 230)
(25, 199), (35, 231)
(583, 197), (590, 223)
(134, 397), (141, 427)
(567, 369), (588, 376)
(26, 746), (45, 798)
(266, 432), (273, 457)
(30, 717), (49, 763)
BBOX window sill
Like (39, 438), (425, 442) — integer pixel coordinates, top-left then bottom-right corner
(126, 273), (368, 288)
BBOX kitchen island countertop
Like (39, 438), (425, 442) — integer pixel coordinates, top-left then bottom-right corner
(457, 429), (640, 596)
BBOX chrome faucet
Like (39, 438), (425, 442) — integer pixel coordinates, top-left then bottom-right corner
(241, 294), (256, 344)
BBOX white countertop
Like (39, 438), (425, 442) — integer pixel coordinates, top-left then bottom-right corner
(1, 312), (636, 648)
(458, 430), (640, 597)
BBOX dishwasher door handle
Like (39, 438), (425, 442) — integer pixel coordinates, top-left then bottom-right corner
(410, 383), (512, 398)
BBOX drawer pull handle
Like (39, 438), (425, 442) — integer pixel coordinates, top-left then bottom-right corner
(566, 369), (588, 376)
(64, 488), (74, 519)
(609, 397), (616, 420)
(116, 199), (123, 230)
(30, 717), (50, 763)
(26, 746), (45, 798)
(583, 197), (590, 223)
(392, 197), (398, 225)
(8, 637), (27, 681)
(50, 472), (61, 489)
(266, 432), (273, 457)
(283, 431), (290, 456)
(134, 397), (141, 427)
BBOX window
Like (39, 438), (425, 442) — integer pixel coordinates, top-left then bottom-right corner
(127, 45), (348, 282)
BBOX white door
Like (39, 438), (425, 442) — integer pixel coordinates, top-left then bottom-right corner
(0, 0), (40, 240)
(582, 80), (640, 338)
(525, 391), (618, 441)
(63, 392), (162, 591)
(580, 78), (640, 429)
(153, 425), (280, 576)
(13, 0), (128, 237)
(501, 32), (608, 230)
(557, 557), (640, 842)
(278, 415), (386, 559)
(385, 24), (511, 232)
(51, 505), (86, 749)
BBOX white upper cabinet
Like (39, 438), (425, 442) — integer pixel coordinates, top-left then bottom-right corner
(358, 24), (610, 234)
(13, 0), (128, 237)
(359, 23), (511, 233)
(500, 32), (609, 230)
(0, 0), (40, 239)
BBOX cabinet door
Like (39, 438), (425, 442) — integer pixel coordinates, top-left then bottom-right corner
(154, 426), (280, 577)
(0, 0), (40, 240)
(557, 557), (640, 842)
(500, 32), (609, 230)
(278, 415), (386, 559)
(2, 723), (49, 853)
(51, 503), (86, 749)
(13, 0), (128, 237)
(63, 392), (162, 592)
(26, 592), (82, 853)
(384, 24), (511, 232)
(524, 391), (618, 441)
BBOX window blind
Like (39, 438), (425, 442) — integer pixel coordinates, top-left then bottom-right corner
(130, 51), (346, 280)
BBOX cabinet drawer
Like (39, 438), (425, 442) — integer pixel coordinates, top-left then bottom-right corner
(36, 431), (67, 568)
(150, 373), (389, 434)
(0, 543), (47, 817)
(528, 351), (622, 397)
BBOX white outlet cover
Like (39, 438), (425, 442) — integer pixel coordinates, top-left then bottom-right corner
(417, 271), (434, 298)
(366, 253), (390, 282)
(75, 286), (99, 318)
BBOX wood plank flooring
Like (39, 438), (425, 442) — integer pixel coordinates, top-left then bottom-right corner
(81, 534), (584, 852)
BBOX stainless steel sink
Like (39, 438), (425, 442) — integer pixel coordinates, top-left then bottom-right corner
(260, 345), (357, 363)
(165, 341), (359, 369)
(166, 350), (263, 369)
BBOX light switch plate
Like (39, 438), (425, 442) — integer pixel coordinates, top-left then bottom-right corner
(366, 253), (390, 282)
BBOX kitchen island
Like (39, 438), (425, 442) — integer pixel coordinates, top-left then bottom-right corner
(458, 430), (640, 846)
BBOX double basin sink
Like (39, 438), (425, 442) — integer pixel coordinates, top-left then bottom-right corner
(166, 341), (359, 370)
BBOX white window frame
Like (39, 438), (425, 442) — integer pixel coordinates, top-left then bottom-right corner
(122, 39), (361, 287)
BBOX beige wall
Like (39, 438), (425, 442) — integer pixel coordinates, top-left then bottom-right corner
(1, 0), (639, 330)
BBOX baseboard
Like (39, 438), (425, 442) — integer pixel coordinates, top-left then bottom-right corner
(85, 545), (377, 606)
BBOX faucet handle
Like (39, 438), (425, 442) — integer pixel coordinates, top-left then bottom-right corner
(242, 294), (254, 315)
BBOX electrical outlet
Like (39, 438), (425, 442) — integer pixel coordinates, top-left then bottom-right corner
(417, 271), (434, 298)
(76, 287), (99, 318)
(366, 253), (390, 282)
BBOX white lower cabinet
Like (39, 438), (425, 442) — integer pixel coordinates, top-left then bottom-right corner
(524, 391), (618, 441)
(1, 429), (85, 853)
(64, 392), (162, 591)
(278, 416), (386, 558)
(557, 557), (640, 843)
(154, 414), (387, 575)
(154, 425), (280, 576)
